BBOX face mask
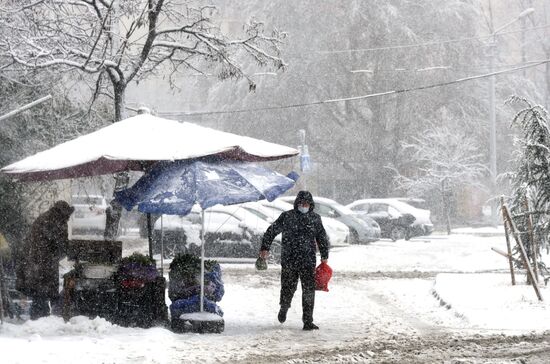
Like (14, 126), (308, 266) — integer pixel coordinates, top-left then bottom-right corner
(298, 206), (309, 214)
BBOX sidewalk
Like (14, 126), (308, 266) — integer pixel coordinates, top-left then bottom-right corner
(451, 225), (505, 237)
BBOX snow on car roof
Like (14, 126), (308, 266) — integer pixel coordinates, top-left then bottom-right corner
(311, 196), (355, 214)
(349, 198), (423, 213)
(279, 195), (354, 213)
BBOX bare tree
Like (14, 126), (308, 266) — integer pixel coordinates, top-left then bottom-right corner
(394, 122), (488, 233)
(0, 0), (285, 121)
(0, 0), (286, 238)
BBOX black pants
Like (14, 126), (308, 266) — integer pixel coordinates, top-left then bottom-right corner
(279, 265), (315, 324)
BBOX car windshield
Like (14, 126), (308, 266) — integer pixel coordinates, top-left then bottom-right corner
(331, 202), (354, 215)
(242, 207), (270, 221)
(387, 199), (419, 213)
(72, 196), (103, 205)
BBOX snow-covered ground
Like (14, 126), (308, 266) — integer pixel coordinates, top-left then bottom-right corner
(1, 231), (549, 363)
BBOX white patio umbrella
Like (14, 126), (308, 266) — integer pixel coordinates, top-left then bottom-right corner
(0, 113), (298, 181)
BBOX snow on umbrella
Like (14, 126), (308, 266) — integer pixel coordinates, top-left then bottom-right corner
(0, 114), (298, 181)
(115, 159), (298, 312)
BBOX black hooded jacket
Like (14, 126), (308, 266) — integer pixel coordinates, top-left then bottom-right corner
(261, 191), (329, 268)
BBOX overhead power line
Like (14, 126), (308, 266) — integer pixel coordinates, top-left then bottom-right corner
(301, 24), (550, 56)
(157, 59), (550, 118)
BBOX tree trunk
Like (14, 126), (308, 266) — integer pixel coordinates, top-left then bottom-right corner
(114, 83), (127, 123)
(104, 84), (129, 241)
(442, 179), (451, 235)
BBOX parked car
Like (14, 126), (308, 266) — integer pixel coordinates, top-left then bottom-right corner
(346, 198), (434, 240)
(254, 200), (351, 247)
(279, 196), (380, 244)
(153, 205), (281, 262)
(71, 194), (108, 235)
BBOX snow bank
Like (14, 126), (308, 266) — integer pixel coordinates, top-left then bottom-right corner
(1, 316), (122, 338)
(433, 273), (550, 331)
(329, 234), (507, 272)
(452, 225), (505, 236)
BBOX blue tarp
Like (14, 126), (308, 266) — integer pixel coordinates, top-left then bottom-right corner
(170, 295), (224, 318)
(169, 263), (225, 302)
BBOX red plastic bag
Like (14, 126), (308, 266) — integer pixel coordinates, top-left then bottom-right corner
(315, 261), (333, 292)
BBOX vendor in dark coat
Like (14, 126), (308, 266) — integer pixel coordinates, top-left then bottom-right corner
(260, 191), (329, 330)
(17, 200), (74, 320)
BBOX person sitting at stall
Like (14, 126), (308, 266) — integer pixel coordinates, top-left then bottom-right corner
(16, 200), (74, 320)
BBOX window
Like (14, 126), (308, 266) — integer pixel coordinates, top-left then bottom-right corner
(388, 206), (400, 216)
(243, 207), (269, 221)
(350, 203), (367, 212)
(315, 203), (339, 218)
(204, 212), (242, 233)
(72, 196), (104, 206)
(368, 204), (388, 213)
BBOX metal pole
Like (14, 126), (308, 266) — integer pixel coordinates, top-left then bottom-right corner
(489, 39), (498, 226)
(160, 215), (164, 275)
(488, 8), (534, 226)
(200, 209), (205, 312)
(299, 129), (307, 190)
(146, 213), (153, 258)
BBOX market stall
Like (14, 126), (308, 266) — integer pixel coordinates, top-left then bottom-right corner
(0, 113), (299, 331)
(62, 240), (167, 328)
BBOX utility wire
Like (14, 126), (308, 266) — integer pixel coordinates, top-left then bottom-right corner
(158, 59), (550, 118)
(299, 24), (550, 56)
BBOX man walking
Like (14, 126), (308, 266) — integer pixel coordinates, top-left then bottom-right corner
(260, 191), (329, 330)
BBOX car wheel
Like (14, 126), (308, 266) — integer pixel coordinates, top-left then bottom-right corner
(349, 228), (360, 244)
(390, 226), (406, 241)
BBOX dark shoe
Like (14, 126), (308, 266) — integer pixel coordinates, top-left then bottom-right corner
(303, 322), (319, 331)
(278, 307), (288, 323)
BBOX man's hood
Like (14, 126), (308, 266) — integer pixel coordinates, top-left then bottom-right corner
(293, 191), (315, 211)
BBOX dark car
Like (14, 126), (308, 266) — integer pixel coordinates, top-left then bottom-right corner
(355, 209), (414, 241)
(347, 198), (434, 240)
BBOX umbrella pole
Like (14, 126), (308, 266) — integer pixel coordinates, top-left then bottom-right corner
(146, 213), (153, 258)
(160, 215), (164, 276)
(200, 209), (205, 313)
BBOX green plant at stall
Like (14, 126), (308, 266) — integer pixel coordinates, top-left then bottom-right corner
(120, 252), (156, 267)
(169, 254), (217, 278)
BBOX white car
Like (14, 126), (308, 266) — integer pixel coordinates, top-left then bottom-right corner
(279, 196), (381, 244)
(253, 200), (350, 247)
(347, 198), (434, 237)
(152, 204), (281, 261)
(71, 194), (108, 235)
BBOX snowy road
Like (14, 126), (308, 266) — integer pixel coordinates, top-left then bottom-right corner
(221, 266), (550, 364)
(2, 232), (550, 363)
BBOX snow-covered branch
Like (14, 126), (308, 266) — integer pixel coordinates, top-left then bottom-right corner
(0, 0), (286, 121)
